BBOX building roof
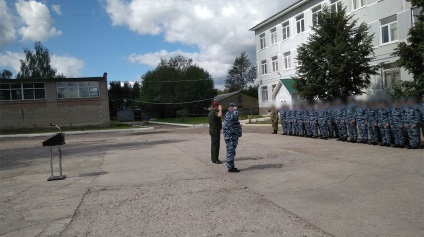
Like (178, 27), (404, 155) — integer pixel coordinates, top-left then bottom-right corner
(280, 79), (298, 94)
(214, 90), (242, 102)
(249, 0), (306, 31)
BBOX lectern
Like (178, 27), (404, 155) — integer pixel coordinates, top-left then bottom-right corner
(43, 124), (66, 181)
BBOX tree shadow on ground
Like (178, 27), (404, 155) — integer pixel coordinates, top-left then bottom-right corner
(241, 164), (283, 171)
(78, 171), (108, 177)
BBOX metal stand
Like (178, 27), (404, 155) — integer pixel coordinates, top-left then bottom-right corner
(44, 124), (66, 181)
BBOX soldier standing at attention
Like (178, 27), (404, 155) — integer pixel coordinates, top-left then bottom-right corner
(280, 105), (288, 135)
(269, 106), (279, 134)
(356, 100), (368, 144)
(377, 99), (392, 147)
(223, 103), (242, 172)
(208, 102), (223, 164)
(404, 97), (421, 149)
(335, 99), (348, 141)
(366, 100), (379, 145)
(346, 97), (358, 143)
(391, 99), (405, 148)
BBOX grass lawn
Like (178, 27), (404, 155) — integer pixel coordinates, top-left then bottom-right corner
(152, 114), (264, 125)
(0, 121), (139, 135)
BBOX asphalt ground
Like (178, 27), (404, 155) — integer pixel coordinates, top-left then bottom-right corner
(0, 125), (422, 237)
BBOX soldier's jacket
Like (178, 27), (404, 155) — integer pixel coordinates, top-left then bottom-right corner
(223, 110), (241, 140)
(346, 104), (357, 124)
(404, 106), (421, 126)
(418, 103), (424, 123)
(367, 108), (378, 127)
(286, 110), (292, 123)
(296, 110), (304, 123)
(309, 110), (318, 124)
(377, 108), (391, 126)
(270, 110), (278, 122)
(356, 108), (367, 122)
(317, 109), (329, 122)
(279, 110), (286, 121)
(390, 107), (403, 125)
(335, 107), (346, 121)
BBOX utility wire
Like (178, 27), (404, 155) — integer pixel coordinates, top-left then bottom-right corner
(110, 97), (215, 105)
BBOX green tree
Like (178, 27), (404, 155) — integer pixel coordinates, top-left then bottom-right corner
(225, 52), (257, 92)
(293, 6), (378, 101)
(0, 69), (13, 79)
(392, 0), (424, 98)
(16, 42), (64, 79)
(141, 55), (217, 118)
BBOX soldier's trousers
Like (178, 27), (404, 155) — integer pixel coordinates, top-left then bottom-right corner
(392, 124), (405, 146)
(378, 124), (391, 144)
(337, 120), (347, 139)
(407, 125), (420, 148)
(358, 121), (368, 142)
(293, 122), (298, 135)
(225, 138), (238, 169)
(347, 122), (357, 141)
(210, 129), (221, 162)
(328, 119), (334, 137)
(305, 122), (312, 136)
(311, 122), (319, 137)
(318, 120), (328, 138)
(298, 122), (304, 136)
(368, 125), (378, 143)
(287, 122), (292, 134)
(272, 120), (278, 132)
(282, 121), (287, 134)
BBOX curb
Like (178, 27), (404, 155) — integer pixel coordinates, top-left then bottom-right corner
(148, 121), (209, 128)
(0, 127), (155, 139)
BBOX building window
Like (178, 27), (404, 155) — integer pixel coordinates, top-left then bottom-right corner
(382, 63), (401, 92)
(272, 84), (277, 100)
(312, 5), (322, 27)
(259, 33), (266, 49)
(57, 81), (100, 99)
(352, 0), (365, 10)
(270, 28), (277, 45)
(0, 83), (45, 101)
(283, 52), (291, 69)
(261, 86), (268, 102)
(296, 14), (305, 34)
(282, 20), (290, 40)
(260, 60), (267, 75)
(380, 15), (398, 44)
(272, 56), (279, 72)
(331, 0), (342, 12)
(412, 7), (422, 24)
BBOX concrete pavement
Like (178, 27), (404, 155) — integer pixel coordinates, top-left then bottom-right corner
(0, 126), (422, 236)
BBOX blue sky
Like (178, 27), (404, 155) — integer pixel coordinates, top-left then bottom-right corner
(0, 0), (297, 89)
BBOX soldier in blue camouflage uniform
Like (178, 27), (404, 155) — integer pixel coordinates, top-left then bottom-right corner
(292, 107), (299, 136)
(280, 105), (288, 135)
(356, 100), (368, 144)
(377, 100), (392, 147)
(419, 96), (424, 139)
(335, 99), (348, 141)
(366, 100), (379, 145)
(223, 103), (242, 172)
(286, 109), (293, 135)
(390, 99), (405, 148)
(297, 105), (305, 136)
(346, 97), (358, 143)
(327, 101), (336, 138)
(404, 97), (421, 149)
(309, 104), (319, 138)
(304, 105), (312, 137)
(317, 101), (329, 139)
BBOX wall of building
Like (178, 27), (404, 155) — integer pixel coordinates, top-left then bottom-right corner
(0, 76), (110, 131)
(253, 0), (415, 110)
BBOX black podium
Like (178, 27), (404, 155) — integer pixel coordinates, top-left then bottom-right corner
(43, 126), (66, 181)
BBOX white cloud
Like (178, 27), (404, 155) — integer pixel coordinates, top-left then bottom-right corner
(105, 0), (298, 79)
(15, 0), (62, 42)
(0, 0), (16, 48)
(0, 51), (24, 72)
(51, 4), (62, 15)
(51, 54), (84, 77)
(0, 51), (84, 77)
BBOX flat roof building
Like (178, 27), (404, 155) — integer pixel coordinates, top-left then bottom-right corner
(0, 73), (110, 132)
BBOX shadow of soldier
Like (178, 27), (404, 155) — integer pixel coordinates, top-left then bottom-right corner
(241, 164), (283, 171)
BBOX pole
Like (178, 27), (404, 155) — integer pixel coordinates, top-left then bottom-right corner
(50, 147), (53, 177)
(59, 145), (63, 176)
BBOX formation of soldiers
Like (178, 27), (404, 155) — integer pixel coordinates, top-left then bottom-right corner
(278, 97), (424, 149)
